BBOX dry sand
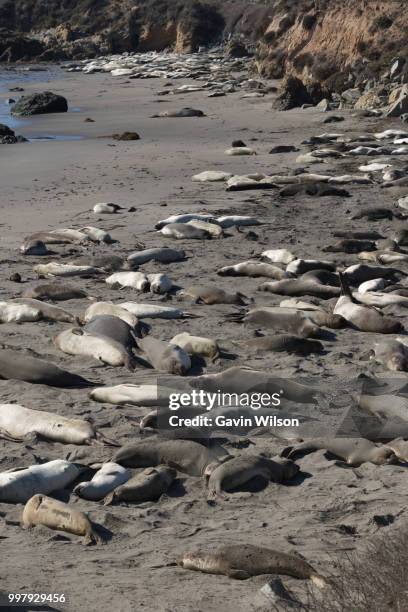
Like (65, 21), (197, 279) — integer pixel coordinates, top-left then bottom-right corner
(0, 66), (407, 611)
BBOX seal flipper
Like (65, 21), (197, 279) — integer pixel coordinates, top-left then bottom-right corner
(227, 569), (251, 580)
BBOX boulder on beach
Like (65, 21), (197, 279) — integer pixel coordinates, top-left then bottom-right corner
(112, 132), (140, 141)
(0, 123), (27, 144)
(11, 91), (68, 116)
(272, 75), (324, 111)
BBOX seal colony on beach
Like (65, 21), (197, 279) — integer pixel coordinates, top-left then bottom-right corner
(2, 40), (408, 611)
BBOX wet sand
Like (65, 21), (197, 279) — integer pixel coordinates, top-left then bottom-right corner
(0, 67), (407, 611)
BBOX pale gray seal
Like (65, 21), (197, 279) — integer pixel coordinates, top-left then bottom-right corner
(178, 544), (325, 585)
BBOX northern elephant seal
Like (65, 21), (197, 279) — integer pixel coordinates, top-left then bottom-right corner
(371, 339), (408, 371)
(90, 384), (174, 407)
(12, 298), (77, 324)
(127, 247), (185, 265)
(0, 403), (112, 445)
(93, 202), (124, 214)
(20, 238), (50, 256)
(334, 274), (402, 333)
(218, 261), (290, 280)
(259, 279), (340, 299)
(160, 223), (211, 240)
(147, 273), (173, 294)
(106, 271), (149, 291)
(179, 286), (248, 305)
(104, 465), (176, 505)
(114, 439), (228, 476)
(74, 463), (130, 501)
(226, 308), (320, 337)
(22, 494), (102, 545)
(22, 283), (88, 301)
(120, 302), (196, 319)
(137, 336), (191, 375)
(170, 332), (220, 361)
(282, 437), (397, 466)
(151, 108), (205, 118)
(190, 366), (319, 403)
(178, 544), (325, 585)
(239, 334), (324, 355)
(83, 302), (139, 328)
(0, 302), (40, 323)
(54, 327), (136, 369)
(0, 460), (83, 504)
(0, 348), (94, 387)
(34, 262), (103, 278)
(83, 314), (144, 349)
(206, 455), (299, 499)
(154, 213), (214, 230)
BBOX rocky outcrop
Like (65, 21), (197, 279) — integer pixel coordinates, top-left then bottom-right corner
(0, 124), (27, 144)
(11, 92), (68, 116)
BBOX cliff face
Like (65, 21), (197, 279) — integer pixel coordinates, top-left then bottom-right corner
(0, 0), (407, 87)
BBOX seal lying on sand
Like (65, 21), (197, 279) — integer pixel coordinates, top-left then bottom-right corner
(0, 460), (83, 504)
(22, 283), (88, 301)
(218, 261), (290, 280)
(104, 465), (176, 505)
(127, 247), (185, 265)
(74, 463), (130, 501)
(22, 494), (102, 545)
(0, 348), (94, 387)
(170, 332), (220, 361)
(151, 108), (205, 118)
(136, 335), (191, 375)
(178, 544), (325, 585)
(189, 366), (319, 403)
(179, 286), (248, 305)
(114, 439), (229, 476)
(12, 298), (77, 324)
(205, 455), (299, 499)
(83, 303), (140, 328)
(334, 273), (402, 333)
(238, 333), (324, 355)
(259, 278), (340, 299)
(54, 327), (136, 369)
(0, 403), (114, 445)
(370, 339), (408, 371)
(281, 437), (398, 466)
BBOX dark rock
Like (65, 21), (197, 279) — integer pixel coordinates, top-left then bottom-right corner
(0, 29), (45, 62)
(11, 91), (68, 116)
(9, 273), (22, 283)
(0, 123), (27, 144)
(272, 75), (324, 110)
(269, 145), (298, 153)
(323, 115), (345, 123)
(112, 131), (140, 141)
(231, 140), (247, 147)
(226, 40), (251, 58)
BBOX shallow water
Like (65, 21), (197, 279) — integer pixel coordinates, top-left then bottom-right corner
(0, 65), (83, 141)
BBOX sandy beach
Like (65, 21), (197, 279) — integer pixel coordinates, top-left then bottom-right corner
(0, 63), (408, 611)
